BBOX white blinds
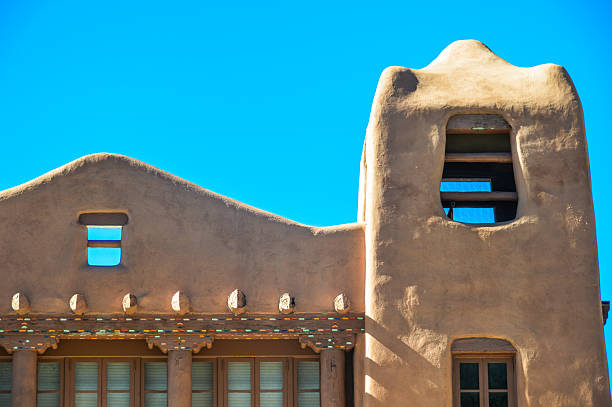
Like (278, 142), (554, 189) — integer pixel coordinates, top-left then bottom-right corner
(297, 362), (319, 390)
(227, 362), (251, 391)
(107, 362), (131, 407)
(297, 361), (320, 407)
(144, 362), (167, 391)
(259, 362), (282, 390)
(0, 363), (11, 391)
(192, 362), (214, 391)
(144, 362), (167, 407)
(75, 362), (98, 391)
(37, 362), (60, 407)
(0, 362), (9, 407)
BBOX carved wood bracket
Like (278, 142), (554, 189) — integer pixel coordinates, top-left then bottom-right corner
(146, 334), (213, 354)
(299, 333), (356, 353)
(0, 335), (59, 354)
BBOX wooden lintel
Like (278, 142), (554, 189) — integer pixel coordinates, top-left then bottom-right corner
(446, 114), (510, 133)
(440, 192), (518, 202)
(445, 153), (512, 163)
(79, 212), (128, 226)
(87, 240), (121, 248)
(0, 313), (365, 340)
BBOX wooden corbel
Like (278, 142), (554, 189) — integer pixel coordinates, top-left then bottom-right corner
(0, 335), (59, 354)
(146, 334), (213, 354)
(299, 333), (356, 353)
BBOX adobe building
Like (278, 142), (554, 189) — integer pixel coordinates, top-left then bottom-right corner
(0, 40), (609, 407)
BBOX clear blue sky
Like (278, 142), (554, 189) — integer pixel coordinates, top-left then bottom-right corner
(1, 0), (611, 382)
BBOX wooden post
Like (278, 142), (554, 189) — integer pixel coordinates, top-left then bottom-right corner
(11, 350), (37, 407)
(168, 350), (191, 407)
(320, 349), (345, 407)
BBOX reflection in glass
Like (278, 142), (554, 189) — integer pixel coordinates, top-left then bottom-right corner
(460, 392), (479, 407)
(459, 363), (479, 390)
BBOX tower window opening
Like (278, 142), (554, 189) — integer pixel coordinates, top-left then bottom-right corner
(441, 115), (517, 224)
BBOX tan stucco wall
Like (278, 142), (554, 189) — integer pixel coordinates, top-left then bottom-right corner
(0, 153), (364, 314)
(361, 40), (610, 406)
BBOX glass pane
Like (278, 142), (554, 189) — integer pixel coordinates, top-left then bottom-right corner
(489, 392), (509, 407)
(107, 393), (130, 407)
(38, 362), (60, 391)
(298, 392), (320, 407)
(144, 393), (167, 407)
(459, 363), (479, 390)
(88, 226), (122, 240)
(444, 207), (495, 223)
(145, 362), (167, 391)
(227, 362), (251, 391)
(192, 393), (213, 407)
(460, 392), (479, 407)
(228, 393), (251, 407)
(75, 393), (98, 407)
(107, 362), (131, 391)
(192, 362), (214, 391)
(297, 361), (320, 390)
(0, 362), (11, 391)
(0, 394), (10, 407)
(75, 362), (98, 391)
(88, 248), (121, 266)
(488, 363), (508, 390)
(260, 392), (283, 407)
(37, 393), (60, 407)
(441, 181), (491, 192)
(260, 362), (283, 390)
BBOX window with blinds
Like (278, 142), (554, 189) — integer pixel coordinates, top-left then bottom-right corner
(69, 359), (136, 407)
(0, 361), (11, 407)
(296, 361), (320, 407)
(29, 355), (321, 407)
(38, 361), (62, 407)
(144, 361), (167, 407)
(193, 361), (215, 407)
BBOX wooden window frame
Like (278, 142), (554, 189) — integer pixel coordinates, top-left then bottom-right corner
(66, 357), (139, 407)
(222, 357), (255, 407)
(293, 358), (320, 407)
(452, 354), (515, 407)
(140, 358), (167, 407)
(37, 358), (65, 407)
(256, 357), (289, 407)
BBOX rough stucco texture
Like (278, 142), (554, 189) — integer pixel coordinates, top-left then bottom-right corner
(361, 40), (610, 406)
(0, 154), (365, 315)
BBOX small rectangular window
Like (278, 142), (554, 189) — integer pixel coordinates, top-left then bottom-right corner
(79, 212), (128, 267)
(0, 361), (11, 407)
(87, 226), (122, 266)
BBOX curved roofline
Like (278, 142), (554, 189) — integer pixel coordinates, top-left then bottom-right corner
(0, 152), (363, 233)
